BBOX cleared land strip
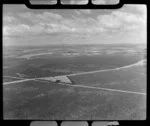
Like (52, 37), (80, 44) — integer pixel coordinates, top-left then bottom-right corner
(56, 83), (147, 96)
(3, 59), (146, 95)
(67, 59), (146, 77)
(3, 76), (47, 85)
(3, 79), (36, 85)
(33, 79), (147, 96)
(3, 59), (145, 82)
(37, 59), (145, 81)
(3, 77), (147, 96)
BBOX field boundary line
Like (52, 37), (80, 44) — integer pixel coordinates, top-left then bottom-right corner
(34, 79), (146, 96)
(53, 82), (147, 96)
(3, 59), (145, 81)
(3, 79), (36, 85)
(3, 77), (146, 96)
(67, 59), (146, 77)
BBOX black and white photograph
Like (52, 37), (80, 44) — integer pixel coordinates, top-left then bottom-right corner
(3, 4), (147, 120)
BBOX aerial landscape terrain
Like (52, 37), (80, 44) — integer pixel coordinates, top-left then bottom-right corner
(3, 44), (146, 120)
(3, 4), (147, 120)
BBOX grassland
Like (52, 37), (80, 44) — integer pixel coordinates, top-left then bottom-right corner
(3, 80), (146, 120)
(3, 44), (146, 120)
(3, 44), (145, 78)
(3, 77), (23, 83)
(3, 54), (143, 78)
(69, 64), (146, 93)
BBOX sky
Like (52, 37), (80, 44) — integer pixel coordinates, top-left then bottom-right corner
(3, 4), (146, 46)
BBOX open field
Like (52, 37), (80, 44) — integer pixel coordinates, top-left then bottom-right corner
(69, 61), (146, 93)
(3, 44), (147, 120)
(3, 44), (145, 78)
(3, 80), (146, 120)
(3, 76), (24, 83)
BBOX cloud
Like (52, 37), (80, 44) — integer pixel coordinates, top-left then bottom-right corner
(74, 10), (81, 15)
(3, 10), (97, 36)
(3, 24), (30, 36)
(74, 9), (92, 16)
(97, 7), (146, 33)
(36, 12), (63, 20)
(3, 5), (146, 37)
(61, 17), (105, 33)
(98, 14), (122, 29)
(123, 4), (146, 15)
(29, 24), (45, 34)
(3, 26), (10, 36)
(3, 16), (16, 23)
(134, 4), (147, 14)
(18, 12), (35, 20)
(112, 11), (145, 24)
(18, 11), (63, 24)
(3, 15), (20, 25)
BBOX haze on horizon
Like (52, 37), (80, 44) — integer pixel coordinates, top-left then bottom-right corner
(3, 4), (147, 46)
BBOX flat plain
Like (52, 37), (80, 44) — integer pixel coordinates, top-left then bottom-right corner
(3, 44), (147, 120)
